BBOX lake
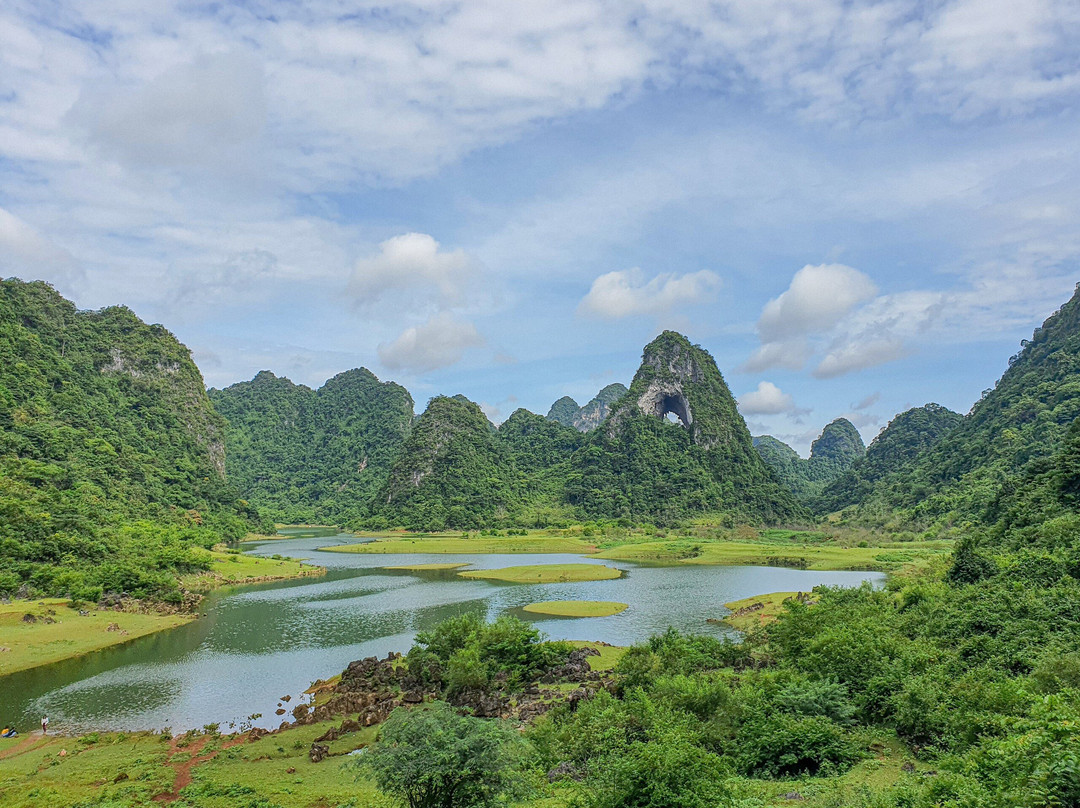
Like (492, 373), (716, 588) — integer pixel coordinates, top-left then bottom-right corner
(0, 529), (884, 734)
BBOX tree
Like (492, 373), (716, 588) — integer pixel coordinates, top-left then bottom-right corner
(366, 702), (524, 808)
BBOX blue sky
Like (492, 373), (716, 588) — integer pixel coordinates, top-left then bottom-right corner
(2, 1), (1079, 453)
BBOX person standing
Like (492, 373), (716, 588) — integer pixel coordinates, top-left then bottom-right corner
(41, 715), (48, 735)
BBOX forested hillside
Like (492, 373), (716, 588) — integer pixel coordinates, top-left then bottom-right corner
(816, 403), (963, 516)
(372, 396), (520, 529)
(837, 283), (1080, 531)
(753, 418), (865, 500)
(209, 368), (414, 525)
(0, 280), (265, 602)
(565, 332), (804, 524)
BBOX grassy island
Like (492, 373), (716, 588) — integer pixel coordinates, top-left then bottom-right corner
(458, 563), (622, 583)
(523, 600), (628, 617)
(323, 534), (597, 554)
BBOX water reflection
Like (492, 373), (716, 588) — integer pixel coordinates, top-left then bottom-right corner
(0, 532), (883, 733)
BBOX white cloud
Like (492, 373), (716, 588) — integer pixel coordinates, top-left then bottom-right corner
(758, 264), (878, 343)
(0, 206), (82, 288)
(578, 268), (721, 319)
(742, 340), (811, 373)
(814, 338), (907, 378)
(349, 233), (473, 308)
(70, 52), (267, 173)
(377, 313), (484, 374)
(738, 381), (798, 415)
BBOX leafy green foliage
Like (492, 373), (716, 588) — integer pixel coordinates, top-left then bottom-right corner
(816, 403), (963, 515)
(372, 396), (519, 530)
(367, 701), (525, 808)
(833, 285), (1080, 530)
(545, 395), (580, 428)
(0, 279), (264, 601)
(410, 613), (571, 693)
(209, 367), (414, 525)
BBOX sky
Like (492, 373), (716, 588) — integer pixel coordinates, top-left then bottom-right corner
(2, 0), (1079, 455)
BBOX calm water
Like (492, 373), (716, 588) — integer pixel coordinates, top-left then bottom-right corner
(0, 529), (883, 734)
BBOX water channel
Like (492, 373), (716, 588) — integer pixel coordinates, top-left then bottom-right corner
(0, 529), (884, 734)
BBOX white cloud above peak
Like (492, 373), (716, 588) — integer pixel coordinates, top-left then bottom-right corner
(350, 233), (474, 308)
(579, 268), (721, 319)
(757, 264), (878, 344)
(738, 381), (798, 415)
(377, 312), (484, 374)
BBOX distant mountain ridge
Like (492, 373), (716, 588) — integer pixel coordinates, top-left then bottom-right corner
(546, 383), (628, 431)
(753, 418), (865, 500)
(827, 282), (1080, 530)
(565, 332), (804, 524)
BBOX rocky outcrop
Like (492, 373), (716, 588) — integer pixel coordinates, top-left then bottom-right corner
(546, 384), (629, 432)
(296, 646), (615, 763)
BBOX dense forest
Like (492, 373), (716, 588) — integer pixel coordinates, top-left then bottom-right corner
(0, 280), (265, 603)
(829, 286), (1080, 534)
(753, 418), (865, 500)
(546, 383), (629, 431)
(209, 368), (414, 525)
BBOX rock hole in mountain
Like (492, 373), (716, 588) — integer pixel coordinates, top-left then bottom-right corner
(660, 393), (691, 428)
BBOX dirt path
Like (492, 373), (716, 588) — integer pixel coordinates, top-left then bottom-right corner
(0, 731), (49, 760)
(152, 733), (248, 803)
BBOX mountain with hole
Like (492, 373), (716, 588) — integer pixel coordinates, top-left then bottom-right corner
(565, 331), (804, 524)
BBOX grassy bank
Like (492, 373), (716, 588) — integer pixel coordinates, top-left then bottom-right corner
(181, 549), (321, 591)
(0, 600), (191, 676)
(719, 591), (802, 631)
(459, 563), (622, 583)
(1, 551), (322, 677)
(0, 698), (925, 808)
(318, 526), (949, 574)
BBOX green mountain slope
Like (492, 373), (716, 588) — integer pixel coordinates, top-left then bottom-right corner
(565, 332), (804, 524)
(372, 396), (518, 529)
(209, 368), (414, 525)
(753, 419), (866, 500)
(0, 279), (263, 601)
(841, 284), (1080, 530)
(816, 403), (963, 515)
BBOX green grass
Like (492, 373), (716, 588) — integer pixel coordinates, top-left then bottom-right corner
(0, 730), (174, 808)
(182, 549), (323, 591)
(322, 535), (598, 555)
(0, 552), (321, 676)
(594, 538), (950, 571)
(0, 599), (191, 676)
(383, 562), (471, 571)
(523, 600), (628, 617)
(720, 591), (800, 631)
(458, 564), (622, 583)
(733, 734), (925, 807)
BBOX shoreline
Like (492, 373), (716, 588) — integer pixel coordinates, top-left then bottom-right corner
(0, 549), (325, 678)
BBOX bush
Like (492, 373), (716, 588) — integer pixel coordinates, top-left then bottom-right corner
(736, 713), (860, 777)
(366, 702), (525, 808)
